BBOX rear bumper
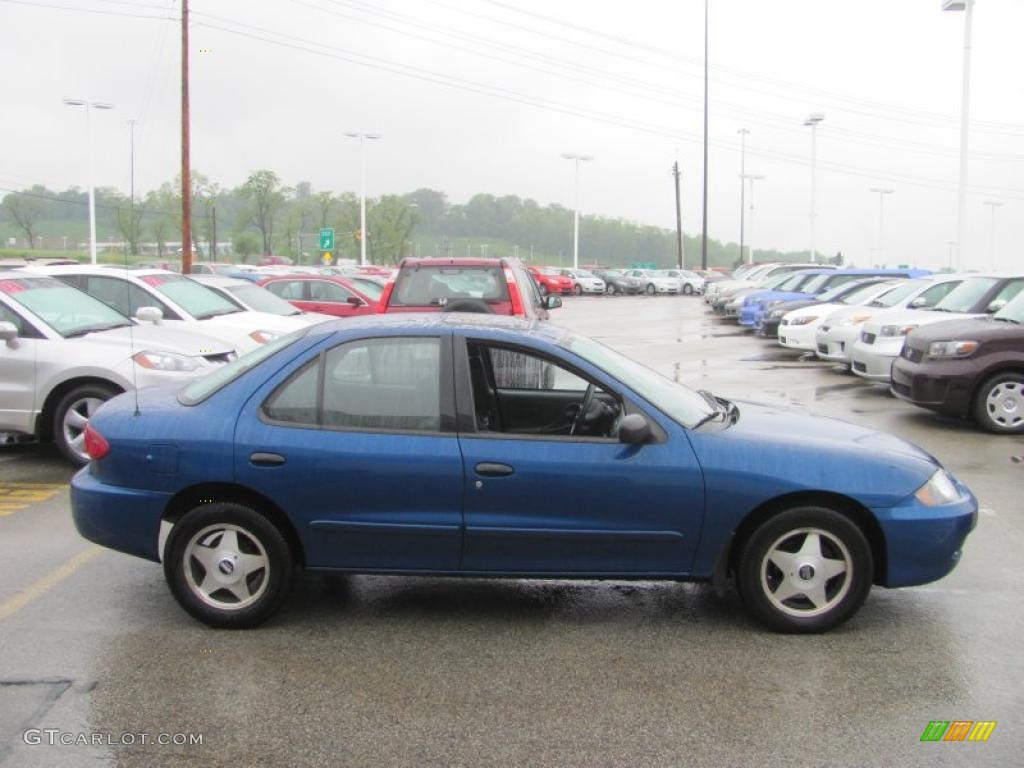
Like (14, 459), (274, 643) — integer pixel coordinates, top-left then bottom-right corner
(71, 466), (170, 563)
(889, 358), (975, 417)
(874, 478), (977, 588)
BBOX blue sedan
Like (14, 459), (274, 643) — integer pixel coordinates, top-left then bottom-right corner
(70, 314), (977, 632)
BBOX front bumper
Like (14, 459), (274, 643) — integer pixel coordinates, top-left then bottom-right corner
(578, 282), (605, 294)
(849, 336), (904, 382)
(71, 466), (171, 563)
(777, 320), (818, 349)
(738, 305), (762, 327)
(889, 357), (976, 417)
(815, 324), (862, 363)
(873, 475), (977, 588)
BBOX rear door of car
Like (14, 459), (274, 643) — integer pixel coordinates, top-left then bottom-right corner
(233, 330), (464, 570)
(263, 279), (314, 313)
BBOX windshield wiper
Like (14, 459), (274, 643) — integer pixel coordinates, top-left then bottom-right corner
(64, 321), (132, 337)
(993, 316), (1020, 324)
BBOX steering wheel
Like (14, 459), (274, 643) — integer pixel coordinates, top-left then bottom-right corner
(570, 383), (596, 436)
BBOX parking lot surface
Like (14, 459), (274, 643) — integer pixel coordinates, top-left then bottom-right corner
(0, 295), (1020, 767)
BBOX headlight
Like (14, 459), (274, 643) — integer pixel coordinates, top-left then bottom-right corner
(880, 324), (918, 337)
(841, 314), (872, 326)
(132, 350), (200, 372)
(914, 470), (961, 506)
(250, 330), (281, 344)
(928, 340), (979, 358)
(788, 315), (818, 326)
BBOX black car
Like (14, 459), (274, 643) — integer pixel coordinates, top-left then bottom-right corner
(759, 278), (902, 339)
(891, 290), (1024, 433)
(595, 269), (643, 295)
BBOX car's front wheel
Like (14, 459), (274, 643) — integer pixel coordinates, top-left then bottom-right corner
(164, 502), (294, 628)
(606, 283), (617, 295)
(737, 507), (872, 633)
(645, 283), (656, 295)
(973, 372), (1024, 434)
(574, 284), (583, 296)
(683, 283), (694, 295)
(53, 383), (118, 466)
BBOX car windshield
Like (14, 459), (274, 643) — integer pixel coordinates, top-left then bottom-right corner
(801, 274), (834, 293)
(540, 268), (562, 276)
(816, 282), (861, 303)
(839, 282), (896, 305)
(391, 265), (509, 306)
(869, 280), (925, 307)
(760, 272), (797, 290)
(576, 269), (595, 278)
(141, 274), (244, 319)
(0, 276), (131, 337)
(347, 278), (384, 301)
(227, 284), (302, 316)
(179, 328), (309, 404)
(934, 277), (998, 313)
(561, 333), (715, 428)
(775, 273), (811, 291)
(993, 291), (1024, 324)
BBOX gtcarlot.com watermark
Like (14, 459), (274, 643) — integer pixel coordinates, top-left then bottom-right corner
(23, 729), (203, 747)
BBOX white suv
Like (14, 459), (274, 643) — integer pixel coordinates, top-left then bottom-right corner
(0, 271), (236, 465)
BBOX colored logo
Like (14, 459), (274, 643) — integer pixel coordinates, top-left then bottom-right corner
(920, 721), (996, 742)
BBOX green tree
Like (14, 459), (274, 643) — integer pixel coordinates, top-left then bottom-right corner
(238, 170), (286, 256)
(368, 195), (419, 264)
(2, 189), (46, 248)
(232, 233), (259, 261)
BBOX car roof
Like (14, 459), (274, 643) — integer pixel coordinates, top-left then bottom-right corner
(32, 264), (170, 278)
(399, 257), (509, 268)
(303, 310), (563, 341)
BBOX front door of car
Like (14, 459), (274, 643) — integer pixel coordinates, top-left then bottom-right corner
(454, 338), (705, 575)
(234, 333), (464, 571)
(0, 300), (38, 434)
(305, 280), (369, 317)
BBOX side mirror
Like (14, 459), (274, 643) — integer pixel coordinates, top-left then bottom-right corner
(346, 296), (365, 307)
(0, 321), (19, 348)
(908, 297), (927, 308)
(987, 300), (1007, 314)
(618, 413), (652, 445)
(135, 306), (163, 324)
(544, 294), (562, 310)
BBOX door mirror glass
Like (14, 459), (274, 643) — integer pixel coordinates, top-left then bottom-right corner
(544, 294), (562, 310)
(618, 413), (652, 444)
(135, 306), (163, 324)
(0, 320), (19, 344)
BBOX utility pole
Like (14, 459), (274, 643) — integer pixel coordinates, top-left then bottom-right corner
(211, 204), (217, 259)
(700, 0), (709, 271)
(740, 174), (764, 264)
(804, 113), (825, 263)
(180, 0), (193, 274)
(983, 200), (1003, 271)
(672, 161), (684, 269)
(128, 119), (137, 258)
(737, 128), (749, 263)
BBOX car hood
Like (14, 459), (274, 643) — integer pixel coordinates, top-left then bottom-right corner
(688, 400), (938, 507)
(197, 310), (314, 333)
(774, 299), (821, 317)
(87, 324), (235, 357)
(904, 316), (1024, 346)
(861, 307), (982, 334)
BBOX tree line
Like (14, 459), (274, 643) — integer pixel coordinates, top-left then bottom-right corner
(1, 171), (811, 268)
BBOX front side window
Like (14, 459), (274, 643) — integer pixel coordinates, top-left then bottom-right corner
(264, 280), (306, 301)
(227, 284), (301, 316)
(309, 280), (355, 303)
(915, 281), (961, 308)
(991, 279), (1024, 306)
(934, 277), (998, 313)
(85, 275), (177, 319)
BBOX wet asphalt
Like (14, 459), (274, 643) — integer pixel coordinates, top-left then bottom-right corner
(0, 295), (1021, 767)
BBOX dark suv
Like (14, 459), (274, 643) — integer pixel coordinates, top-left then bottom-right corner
(891, 288), (1024, 434)
(379, 258), (560, 319)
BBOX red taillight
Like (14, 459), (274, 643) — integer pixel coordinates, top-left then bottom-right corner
(83, 423), (110, 461)
(505, 268), (524, 316)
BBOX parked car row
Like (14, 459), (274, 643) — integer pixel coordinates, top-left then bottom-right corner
(709, 263), (1024, 434)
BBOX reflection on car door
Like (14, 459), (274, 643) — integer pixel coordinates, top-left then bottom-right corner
(233, 333), (464, 570)
(0, 301), (38, 433)
(454, 336), (705, 575)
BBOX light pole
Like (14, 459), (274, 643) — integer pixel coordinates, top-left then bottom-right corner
(63, 98), (114, 264)
(737, 128), (749, 262)
(804, 112), (825, 263)
(869, 188), (894, 265)
(344, 131), (381, 266)
(947, 240), (956, 270)
(561, 153), (593, 270)
(982, 201), (1002, 271)
(943, 0), (974, 271)
(740, 174), (764, 264)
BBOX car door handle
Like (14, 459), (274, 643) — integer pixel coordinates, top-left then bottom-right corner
(475, 462), (514, 477)
(250, 452), (286, 467)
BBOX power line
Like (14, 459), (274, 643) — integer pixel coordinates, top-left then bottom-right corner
(0, 0), (176, 21)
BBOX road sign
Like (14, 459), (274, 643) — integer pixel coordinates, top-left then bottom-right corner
(319, 228), (335, 251)
(321, 252), (333, 265)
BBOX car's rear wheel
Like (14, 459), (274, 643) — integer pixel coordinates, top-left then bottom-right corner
(683, 283), (694, 295)
(164, 503), (293, 628)
(574, 285), (583, 296)
(737, 506), (872, 633)
(53, 383), (118, 466)
(973, 372), (1024, 434)
(606, 284), (617, 295)
(645, 284), (656, 295)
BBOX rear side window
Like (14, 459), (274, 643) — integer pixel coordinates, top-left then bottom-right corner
(265, 280), (306, 300)
(391, 266), (509, 307)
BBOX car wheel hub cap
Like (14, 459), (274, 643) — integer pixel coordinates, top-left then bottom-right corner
(760, 528), (852, 618)
(987, 383), (1022, 426)
(183, 524), (269, 610)
(62, 396), (104, 461)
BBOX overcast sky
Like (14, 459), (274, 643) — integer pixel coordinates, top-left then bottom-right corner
(2, 0), (1022, 270)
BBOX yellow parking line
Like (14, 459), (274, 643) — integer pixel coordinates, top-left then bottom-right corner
(0, 546), (102, 622)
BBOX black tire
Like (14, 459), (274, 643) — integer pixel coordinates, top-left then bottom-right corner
(163, 502), (294, 629)
(736, 506), (872, 634)
(442, 299), (495, 314)
(606, 283), (617, 295)
(574, 284), (583, 296)
(645, 283), (656, 296)
(972, 372), (1024, 434)
(683, 283), (694, 295)
(53, 382), (118, 466)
